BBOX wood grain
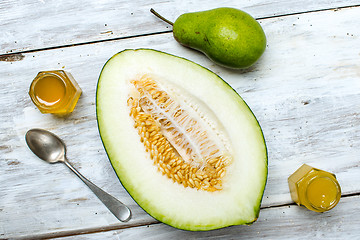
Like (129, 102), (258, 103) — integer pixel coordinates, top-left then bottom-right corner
(53, 195), (360, 240)
(1, 4), (360, 239)
(1, 0), (360, 54)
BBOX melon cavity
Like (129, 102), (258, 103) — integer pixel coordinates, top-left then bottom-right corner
(96, 49), (267, 231)
(128, 74), (232, 191)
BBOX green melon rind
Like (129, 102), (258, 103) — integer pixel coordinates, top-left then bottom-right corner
(96, 49), (267, 231)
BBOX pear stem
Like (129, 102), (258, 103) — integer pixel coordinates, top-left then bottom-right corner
(150, 8), (174, 26)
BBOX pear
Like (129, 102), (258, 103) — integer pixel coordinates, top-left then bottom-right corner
(151, 8), (266, 69)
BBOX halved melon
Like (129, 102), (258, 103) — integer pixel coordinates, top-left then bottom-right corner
(96, 49), (267, 231)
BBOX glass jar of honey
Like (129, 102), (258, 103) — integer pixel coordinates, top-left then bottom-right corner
(288, 164), (341, 212)
(29, 70), (82, 115)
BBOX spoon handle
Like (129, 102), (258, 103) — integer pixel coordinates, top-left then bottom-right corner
(63, 160), (132, 222)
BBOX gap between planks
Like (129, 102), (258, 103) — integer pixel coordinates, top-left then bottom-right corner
(11, 193), (359, 240)
(0, 4), (360, 58)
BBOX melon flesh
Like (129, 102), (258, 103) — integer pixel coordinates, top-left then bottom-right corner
(96, 49), (267, 231)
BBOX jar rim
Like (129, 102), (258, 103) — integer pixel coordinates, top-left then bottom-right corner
(305, 174), (341, 211)
(29, 71), (69, 110)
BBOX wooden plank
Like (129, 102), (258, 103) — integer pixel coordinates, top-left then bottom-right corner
(1, 6), (360, 238)
(50, 195), (360, 239)
(1, 0), (360, 54)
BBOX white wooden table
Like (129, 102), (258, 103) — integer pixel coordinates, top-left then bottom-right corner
(1, 1), (360, 239)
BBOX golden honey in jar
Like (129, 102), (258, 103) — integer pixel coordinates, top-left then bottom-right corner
(29, 70), (82, 115)
(288, 164), (341, 212)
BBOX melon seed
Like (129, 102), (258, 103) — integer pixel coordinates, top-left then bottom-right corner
(127, 75), (232, 191)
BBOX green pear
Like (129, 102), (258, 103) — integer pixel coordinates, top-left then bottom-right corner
(151, 8), (266, 69)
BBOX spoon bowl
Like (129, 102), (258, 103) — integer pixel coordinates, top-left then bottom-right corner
(25, 128), (132, 222)
(26, 129), (66, 163)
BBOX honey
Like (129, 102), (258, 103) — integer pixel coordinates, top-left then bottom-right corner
(29, 70), (82, 115)
(34, 76), (66, 106)
(288, 164), (341, 212)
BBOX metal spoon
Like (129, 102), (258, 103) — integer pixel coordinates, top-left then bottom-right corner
(25, 128), (131, 222)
